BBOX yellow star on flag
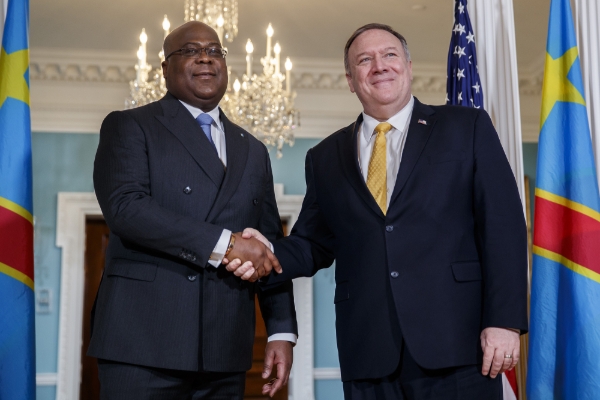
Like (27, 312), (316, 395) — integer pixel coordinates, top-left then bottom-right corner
(0, 47), (30, 108)
(540, 47), (586, 126)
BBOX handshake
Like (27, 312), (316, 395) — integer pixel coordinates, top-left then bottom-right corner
(223, 228), (277, 282)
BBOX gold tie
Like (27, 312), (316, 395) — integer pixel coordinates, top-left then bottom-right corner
(366, 122), (392, 214)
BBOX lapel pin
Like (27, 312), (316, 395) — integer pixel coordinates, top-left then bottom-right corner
(241, 133), (245, 137)
(418, 119), (427, 125)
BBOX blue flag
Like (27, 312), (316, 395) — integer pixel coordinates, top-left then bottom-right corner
(0, 0), (36, 398)
(446, 0), (484, 109)
(527, 0), (600, 399)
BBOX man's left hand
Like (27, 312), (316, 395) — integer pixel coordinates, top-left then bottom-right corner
(480, 327), (520, 378)
(262, 340), (293, 398)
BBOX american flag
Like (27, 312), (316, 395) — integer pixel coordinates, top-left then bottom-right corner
(446, 0), (484, 109)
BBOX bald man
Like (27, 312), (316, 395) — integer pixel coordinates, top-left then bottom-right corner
(89, 21), (297, 399)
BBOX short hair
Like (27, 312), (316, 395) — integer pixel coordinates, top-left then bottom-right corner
(343, 23), (411, 74)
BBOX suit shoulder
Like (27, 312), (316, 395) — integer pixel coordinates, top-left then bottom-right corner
(103, 101), (161, 125)
(310, 121), (354, 154)
(428, 103), (489, 122)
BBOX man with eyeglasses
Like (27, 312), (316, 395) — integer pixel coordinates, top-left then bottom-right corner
(89, 21), (297, 399)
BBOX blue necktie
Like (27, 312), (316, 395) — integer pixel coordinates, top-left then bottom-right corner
(196, 113), (218, 154)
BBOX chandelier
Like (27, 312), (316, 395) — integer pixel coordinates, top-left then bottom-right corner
(125, 0), (299, 157)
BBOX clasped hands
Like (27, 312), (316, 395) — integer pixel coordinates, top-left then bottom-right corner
(223, 230), (277, 282)
(226, 232), (521, 382)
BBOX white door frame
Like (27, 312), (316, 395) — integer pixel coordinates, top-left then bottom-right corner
(55, 185), (313, 400)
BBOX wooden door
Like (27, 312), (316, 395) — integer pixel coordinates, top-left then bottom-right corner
(80, 218), (289, 400)
(79, 218), (109, 400)
(243, 219), (289, 400)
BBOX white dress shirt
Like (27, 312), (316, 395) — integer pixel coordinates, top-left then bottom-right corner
(180, 101), (231, 268)
(358, 96), (415, 205)
(181, 101), (296, 344)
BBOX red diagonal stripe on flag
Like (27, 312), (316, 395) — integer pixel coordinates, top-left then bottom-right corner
(533, 196), (600, 275)
(0, 205), (34, 280)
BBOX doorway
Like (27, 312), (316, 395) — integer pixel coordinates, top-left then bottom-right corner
(79, 217), (288, 400)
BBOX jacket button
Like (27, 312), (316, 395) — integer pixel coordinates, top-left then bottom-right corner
(386, 225), (394, 232)
(390, 271), (399, 278)
(253, 199), (259, 205)
(188, 275), (197, 282)
(183, 186), (192, 194)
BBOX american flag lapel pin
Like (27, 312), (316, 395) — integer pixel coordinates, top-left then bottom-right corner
(418, 119), (427, 125)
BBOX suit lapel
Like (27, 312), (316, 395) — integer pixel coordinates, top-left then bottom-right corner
(205, 109), (250, 222)
(389, 98), (437, 207)
(337, 114), (386, 219)
(155, 93), (225, 188)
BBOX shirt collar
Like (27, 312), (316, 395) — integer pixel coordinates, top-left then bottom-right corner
(179, 100), (222, 129)
(361, 95), (415, 142)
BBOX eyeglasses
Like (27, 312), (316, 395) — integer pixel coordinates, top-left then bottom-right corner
(165, 47), (228, 60)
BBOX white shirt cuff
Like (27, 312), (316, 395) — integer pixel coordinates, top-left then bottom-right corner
(208, 229), (232, 268)
(267, 333), (297, 344)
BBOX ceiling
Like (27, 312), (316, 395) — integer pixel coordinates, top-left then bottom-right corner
(31, 0), (550, 69)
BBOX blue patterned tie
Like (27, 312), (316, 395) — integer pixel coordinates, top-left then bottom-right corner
(196, 113), (218, 154)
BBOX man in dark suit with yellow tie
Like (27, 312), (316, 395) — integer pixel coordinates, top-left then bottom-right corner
(229, 23), (528, 399)
(90, 21), (297, 399)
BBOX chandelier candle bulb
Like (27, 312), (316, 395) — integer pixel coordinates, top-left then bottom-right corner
(136, 28), (149, 85)
(162, 15), (170, 38)
(216, 15), (224, 43)
(274, 42), (281, 75)
(245, 39), (254, 77)
(136, 46), (143, 84)
(139, 29), (147, 65)
(266, 24), (274, 59)
(285, 57), (292, 94)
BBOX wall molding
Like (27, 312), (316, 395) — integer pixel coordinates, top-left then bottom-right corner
(313, 368), (341, 380)
(30, 47), (543, 94)
(54, 187), (311, 400)
(36, 373), (58, 386)
(30, 48), (446, 92)
(30, 47), (543, 141)
(55, 193), (103, 400)
(518, 54), (545, 96)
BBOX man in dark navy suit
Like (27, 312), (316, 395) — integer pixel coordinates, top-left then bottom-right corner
(90, 21), (297, 399)
(229, 23), (528, 399)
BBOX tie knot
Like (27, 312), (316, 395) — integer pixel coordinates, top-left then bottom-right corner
(196, 113), (214, 126)
(374, 122), (393, 135)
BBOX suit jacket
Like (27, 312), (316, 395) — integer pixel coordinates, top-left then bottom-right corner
(89, 92), (297, 372)
(269, 98), (528, 382)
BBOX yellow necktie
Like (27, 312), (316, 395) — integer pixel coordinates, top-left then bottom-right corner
(366, 122), (392, 214)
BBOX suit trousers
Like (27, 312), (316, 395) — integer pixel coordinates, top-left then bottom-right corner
(98, 359), (245, 400)
(342, 344), (502, 400)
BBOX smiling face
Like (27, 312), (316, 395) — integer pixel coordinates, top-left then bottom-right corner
(161, 21), (228, 111)
(346, 29), (412, 120)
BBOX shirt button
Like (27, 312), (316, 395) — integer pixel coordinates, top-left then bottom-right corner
(386, 225), (394, 232)
(188, 275), (197, 282)
(183, 186), (192, 194)
(390, 271), (399, 278)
